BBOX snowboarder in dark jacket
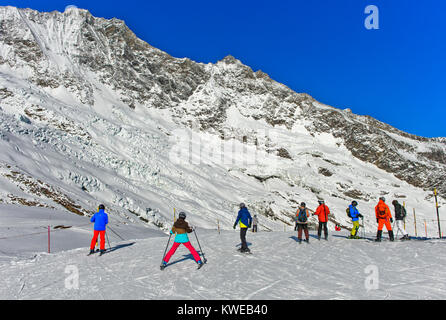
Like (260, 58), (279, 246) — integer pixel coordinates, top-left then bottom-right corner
(392, 200), (410, 240)
(233, 203), (252, 253)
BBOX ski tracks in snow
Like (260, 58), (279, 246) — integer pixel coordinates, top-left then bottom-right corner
(2, 230), (446, 299)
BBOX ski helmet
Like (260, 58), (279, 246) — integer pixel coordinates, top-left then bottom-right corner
(300, 202), (306, 207)
(379, 197), (386, 202)
(392, 200), (398, 206)
(240, 203), (246, 209)
(98, 204), (105, 210)
(352, 201), (358, 207)
(178, 212), (187, 219)
(318, 200), (325, 205)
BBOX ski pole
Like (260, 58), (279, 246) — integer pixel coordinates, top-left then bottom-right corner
(361, 217), (365, 239)
(105, 230), (111, 250)
(161, 233), (172, 265)
(193, 228), (207, 263)
(108, 226), (124, 241)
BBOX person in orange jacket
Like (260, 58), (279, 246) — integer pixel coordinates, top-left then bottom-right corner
(313, 200), (330, 241)
(375, 197), (394, 242)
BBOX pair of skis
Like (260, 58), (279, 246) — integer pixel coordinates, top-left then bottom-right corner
(87, 249), (107, 256)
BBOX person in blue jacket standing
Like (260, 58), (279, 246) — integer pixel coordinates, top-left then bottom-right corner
(89, 204), (109, 255)
(348, 201), (363, 239)
(233, 203), (253, 253)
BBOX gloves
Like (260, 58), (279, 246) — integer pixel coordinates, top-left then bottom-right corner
(390, 218), (394, 223)
(233, 224), (237, 230)
(376, 219), (379, 224)
(358, 214), (363, 219)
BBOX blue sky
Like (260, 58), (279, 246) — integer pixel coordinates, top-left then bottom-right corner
(2, 0), (445, 137)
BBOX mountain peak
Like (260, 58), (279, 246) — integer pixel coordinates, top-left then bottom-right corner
(219, 55), (243, 65)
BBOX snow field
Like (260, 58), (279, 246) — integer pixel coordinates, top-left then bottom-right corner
(2, 227), (446, 300)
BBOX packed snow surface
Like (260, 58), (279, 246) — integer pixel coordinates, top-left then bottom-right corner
(1, 205), (446, 300)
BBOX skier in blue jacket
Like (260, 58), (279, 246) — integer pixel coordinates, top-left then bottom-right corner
(89, 204), (109, 255)
(348, 201), (363, 239)
(233, 203), (253, 253)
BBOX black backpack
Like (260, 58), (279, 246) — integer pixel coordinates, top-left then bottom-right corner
(401, 206), (407, 219)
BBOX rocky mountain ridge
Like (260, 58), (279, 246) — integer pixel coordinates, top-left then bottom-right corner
(0, 6), (444, 232)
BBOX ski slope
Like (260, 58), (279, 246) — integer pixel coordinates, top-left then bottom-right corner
(0, 204), (165, 262)
(1, 221), (446, 300)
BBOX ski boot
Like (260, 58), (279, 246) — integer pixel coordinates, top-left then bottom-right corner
(160, 261), (167, 271)
(88, 249), (95, 256)
(375, 230), (383, 242)
(389, 230), (395, 242)
(197, 260), (204, 270)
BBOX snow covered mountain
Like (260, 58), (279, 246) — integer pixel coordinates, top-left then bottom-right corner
(0, 5), (444, 234)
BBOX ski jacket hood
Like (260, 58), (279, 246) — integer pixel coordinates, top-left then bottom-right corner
(91, 209), (108, 231)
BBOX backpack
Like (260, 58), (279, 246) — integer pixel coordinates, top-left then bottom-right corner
(297, 208), (308, 223)
(401, 206), (407, 219)
(346, 207), (352, 218)
(377, 203), (387, 218)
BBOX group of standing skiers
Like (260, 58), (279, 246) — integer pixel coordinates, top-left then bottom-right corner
(347, 197), (410, 242)
(87, 196), (411, 269)
(288, 197), (410, 243)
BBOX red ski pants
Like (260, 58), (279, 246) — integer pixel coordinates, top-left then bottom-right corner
(377, 219), (393, 232)
(163, 241), (201, 263)
(90, 230), (106, 251)
(298, 224), (309, 240)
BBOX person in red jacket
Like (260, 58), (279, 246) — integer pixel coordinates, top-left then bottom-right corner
(313, 200), (330, 241)
(375, 197), (394, 242)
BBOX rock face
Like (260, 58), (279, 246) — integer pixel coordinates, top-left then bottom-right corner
(0, 6), (444, 231)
